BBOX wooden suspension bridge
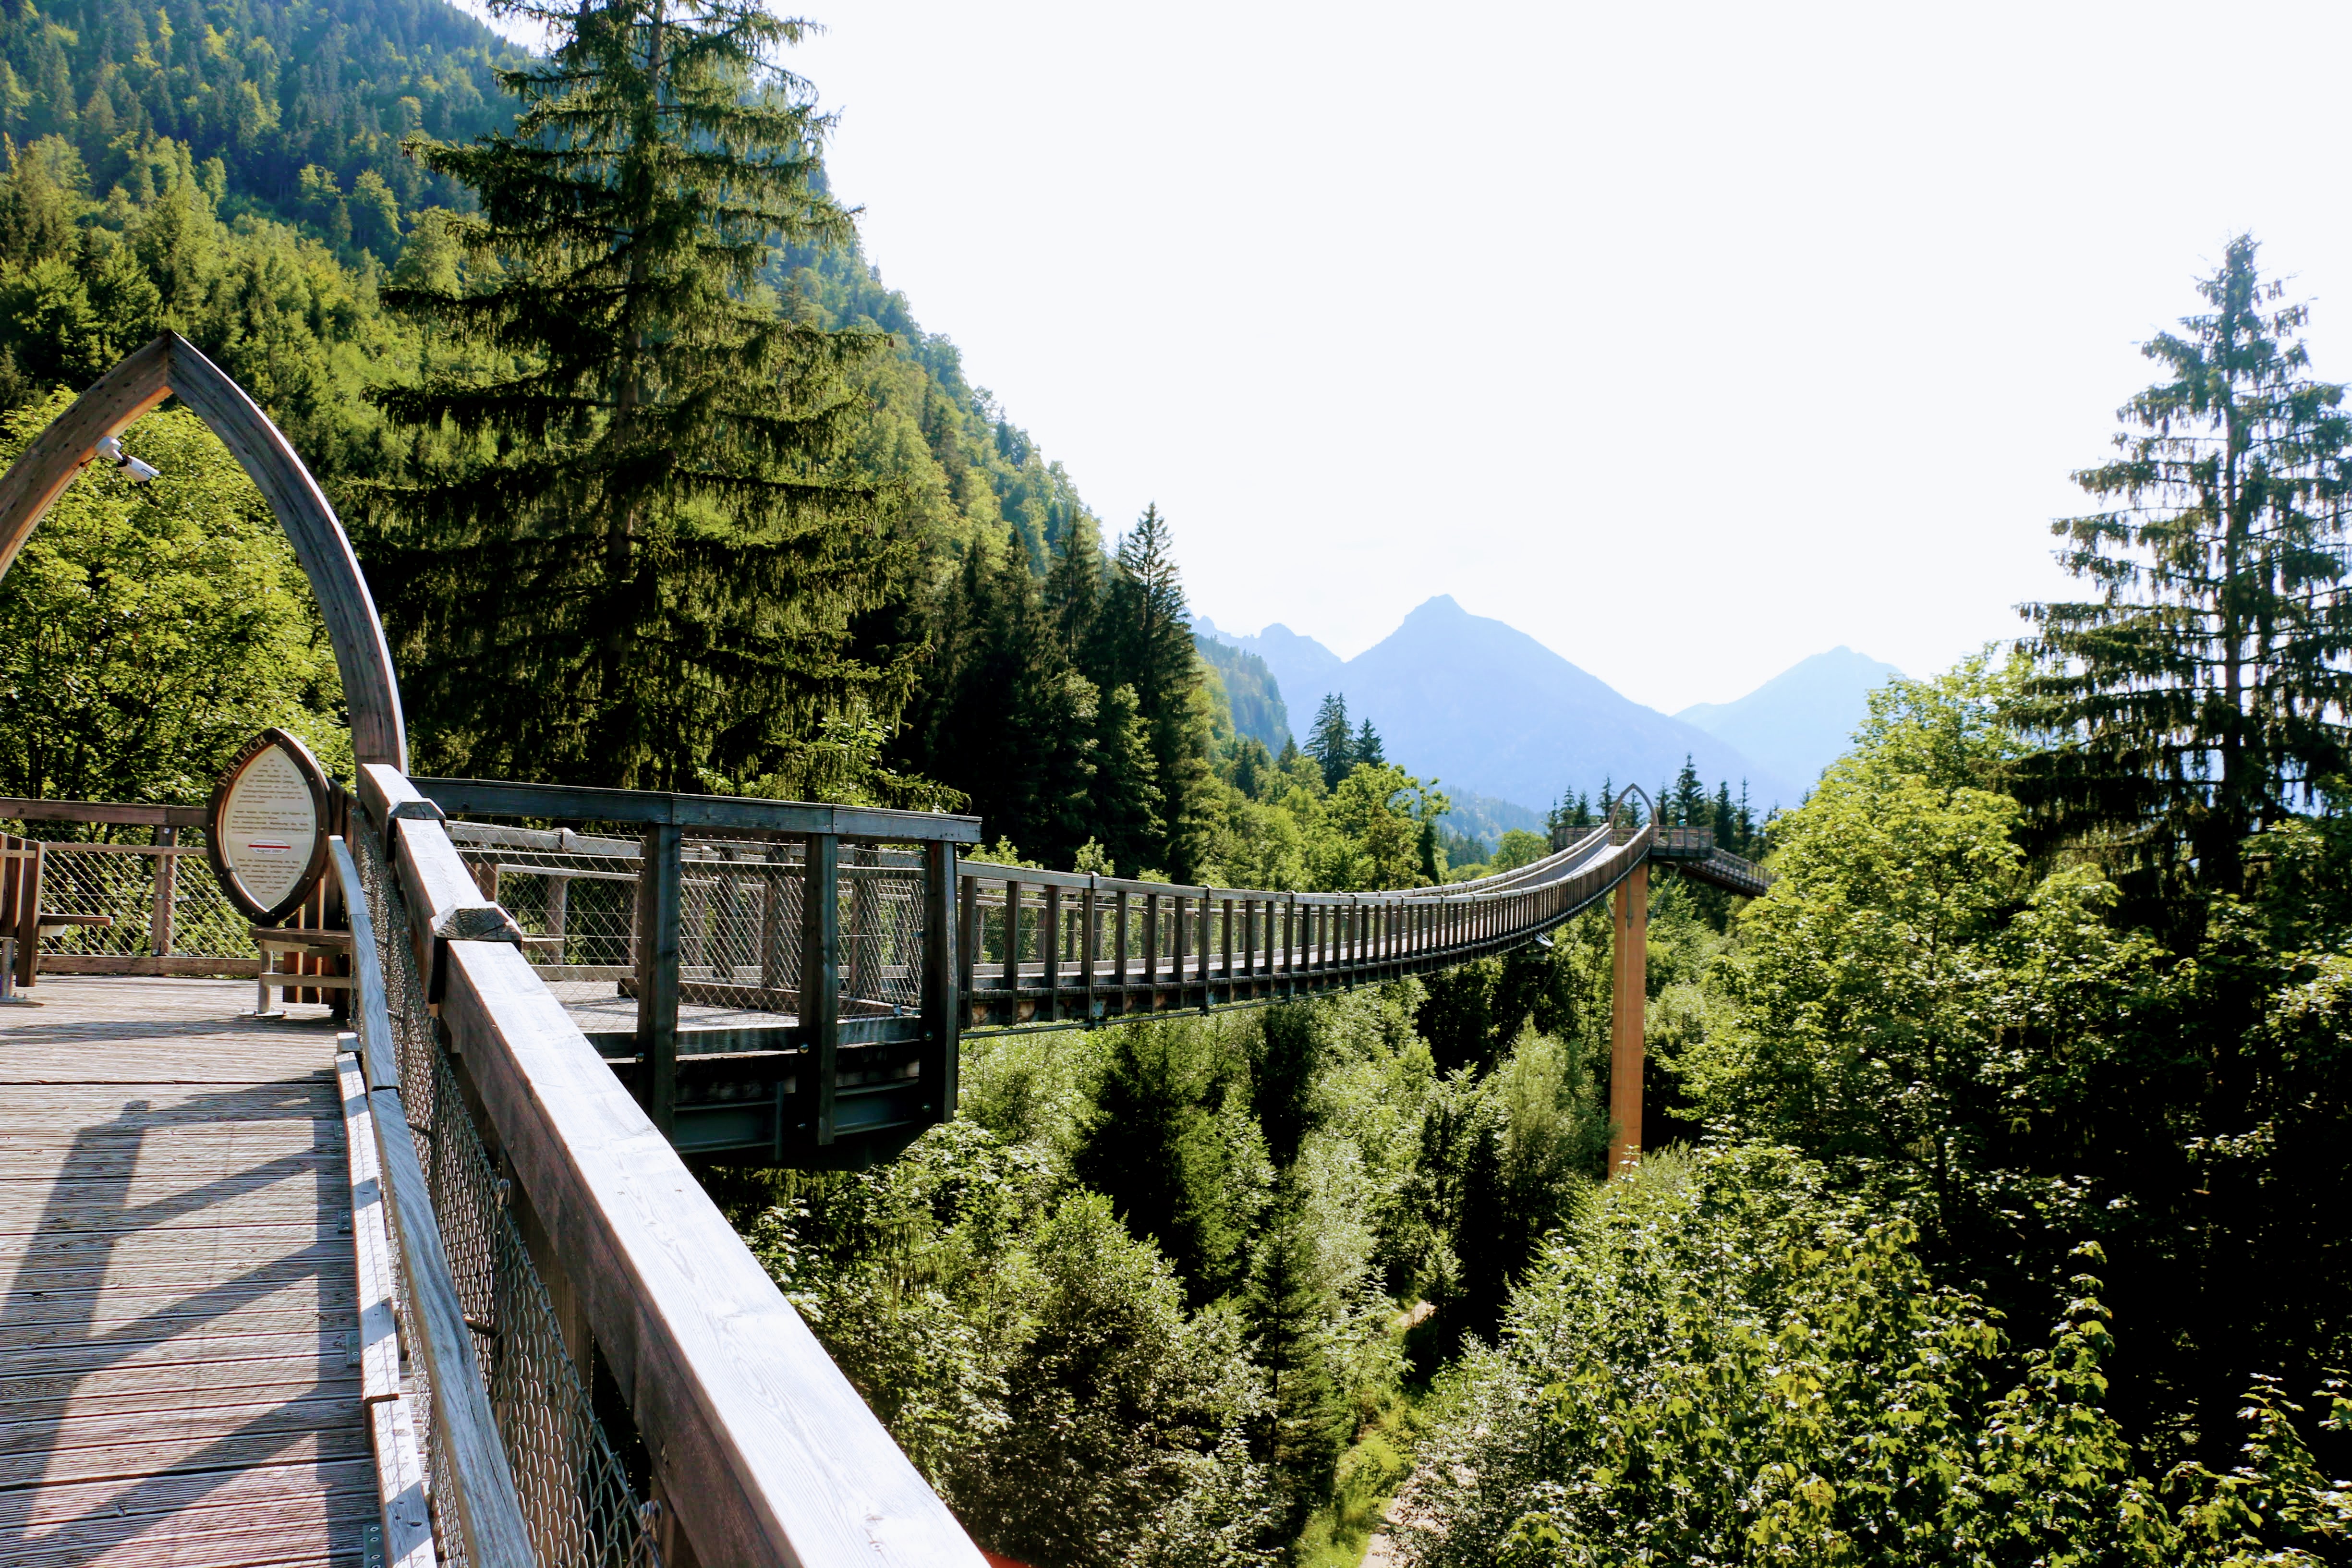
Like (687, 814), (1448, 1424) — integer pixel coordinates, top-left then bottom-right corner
(0, 336), (1771, 1567)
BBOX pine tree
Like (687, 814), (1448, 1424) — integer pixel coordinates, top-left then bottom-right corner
(2020, 235), (2352, 904)
(1713, 780), (1737, 850)
(369, 0), (913, 791)
(1353, 717), (1385, 770)
(1307, 693), (1353, 789)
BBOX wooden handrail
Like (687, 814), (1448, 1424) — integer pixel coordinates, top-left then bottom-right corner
(331, 837), (536, 1568)
(363, 791), (988, 1566)
(0, 796), (210, 828)
(411, 777), (983, 845)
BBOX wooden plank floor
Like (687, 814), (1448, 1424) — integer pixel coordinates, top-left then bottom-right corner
(0, 977), (371, 1567)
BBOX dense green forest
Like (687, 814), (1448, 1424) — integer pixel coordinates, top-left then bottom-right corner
(0, 0), (2348, 1562)
(0, 0), (523, 264)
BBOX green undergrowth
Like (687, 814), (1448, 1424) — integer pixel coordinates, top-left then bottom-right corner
(1293, 1392), (1420, 1567)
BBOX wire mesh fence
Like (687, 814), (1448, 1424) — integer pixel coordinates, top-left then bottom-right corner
(358, 827), (660, 1568)
(443, 824), (930, 1042)
(31, 840), (256, 958)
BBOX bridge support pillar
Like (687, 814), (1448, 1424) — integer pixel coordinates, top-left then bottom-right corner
(1609, 861), (1647, 1179)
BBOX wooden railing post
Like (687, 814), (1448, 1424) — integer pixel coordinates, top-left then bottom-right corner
(1043, 883), (1061, 1022)
(1143, 892), (1160, 997)
(148, 824), (177, 955)
(1080, 878), (1098, 1022)
(760, 846), (788, 989)
(1609, 860), (1649, 1179)
(637, 824), (684, 1136)
(802, 833), (841, 1144)
(13, 839), (41, 990)
(547, 865), (570, 958)
(1115, 887), (1130, 992)
(1287, 894), (1298, 992)
(923, 842), (959, 1122)
(1175, 894), (1189, 995)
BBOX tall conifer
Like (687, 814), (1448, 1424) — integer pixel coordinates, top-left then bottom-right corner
(1043, 519), (1103, 659)
(1671, 756), (1706, 828)
(2021, 236), (2352, 903)
(1307, 693), (1353, 789)
(1091, 505), (1212, 878)
(368, 0), (913, 790)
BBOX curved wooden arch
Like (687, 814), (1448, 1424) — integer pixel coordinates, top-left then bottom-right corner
(0, 332), (407, 769)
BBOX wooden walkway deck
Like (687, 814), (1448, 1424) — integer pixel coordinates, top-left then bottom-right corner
(0, 976), (371, 1567)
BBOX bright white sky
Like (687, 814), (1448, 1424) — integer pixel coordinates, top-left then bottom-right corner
(468, 0), (2352, 712)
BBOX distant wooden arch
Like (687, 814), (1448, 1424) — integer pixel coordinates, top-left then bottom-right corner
(0, 332), (407, 769)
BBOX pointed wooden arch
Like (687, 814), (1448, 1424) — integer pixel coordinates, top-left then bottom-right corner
(0, 332), (406, 769)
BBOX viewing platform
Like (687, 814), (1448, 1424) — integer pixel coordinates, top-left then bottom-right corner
(0, 975), (370, 1567)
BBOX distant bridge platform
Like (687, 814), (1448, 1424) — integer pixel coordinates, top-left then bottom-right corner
(0, 976), (370, 1568)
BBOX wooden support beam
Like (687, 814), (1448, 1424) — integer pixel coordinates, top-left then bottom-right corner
(801, 834), (840, 1145)
(1609, 860), (1649, 1179)
(637, 825), (683, 1136)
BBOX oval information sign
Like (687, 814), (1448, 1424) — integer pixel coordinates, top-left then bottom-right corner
(207, 728), (331, 923)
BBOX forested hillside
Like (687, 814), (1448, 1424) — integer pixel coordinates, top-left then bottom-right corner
(1, 0), (2348, 1561)
(0, 0), (522, 262)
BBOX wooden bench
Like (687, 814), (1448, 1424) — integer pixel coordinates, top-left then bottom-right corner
(35, 912), (114, 939)
(251, 926), (353, 1018)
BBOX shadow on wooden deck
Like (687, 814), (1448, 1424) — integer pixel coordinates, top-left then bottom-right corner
(0, 976), (373, 1568)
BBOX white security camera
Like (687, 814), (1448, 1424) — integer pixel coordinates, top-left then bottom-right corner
(94, 434), (160, 484)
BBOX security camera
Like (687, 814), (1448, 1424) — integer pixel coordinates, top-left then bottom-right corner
(94, 434), (159, 484)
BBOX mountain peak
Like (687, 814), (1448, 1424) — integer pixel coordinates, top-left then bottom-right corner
(1676, 648), (1903, 787)
(1210, 602), (1800, 809)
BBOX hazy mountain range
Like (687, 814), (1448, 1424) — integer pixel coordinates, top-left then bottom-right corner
(1675, 646), (1905, 793)
(1197, 597), (1904, 825)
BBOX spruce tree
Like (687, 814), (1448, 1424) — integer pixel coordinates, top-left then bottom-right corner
(1043, 518), (1103, 660)
(1247, 1200), (1348, 1540)
(1712, 780), (1737, 850)
(1353, 717), (1385, 770)
(902, 535), (1096, 862)
(369, 0), (913, 790)
(1307, 693), (1353, 789)
(1671, 755), (1706, 829)
(2020, 235), (2352, 904)
(1089, 505), (1213, 879)
(1086, 681), (1164, 879)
